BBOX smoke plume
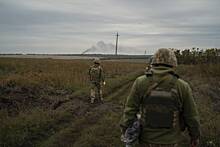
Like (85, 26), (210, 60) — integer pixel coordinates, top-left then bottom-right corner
(82, 41), (141, 54)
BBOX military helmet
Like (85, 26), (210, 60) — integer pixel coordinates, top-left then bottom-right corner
(152, 48), (177, 67)
(93, 58), (101, 64)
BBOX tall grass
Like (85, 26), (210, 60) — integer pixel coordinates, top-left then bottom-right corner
(0, 58), (220, 147)
(0, 58), (146, 91)
(176, 64), (220, 146)
(0, 58), (146, 147)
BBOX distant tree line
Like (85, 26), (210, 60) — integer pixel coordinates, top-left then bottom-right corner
(171, 48), (220, 64)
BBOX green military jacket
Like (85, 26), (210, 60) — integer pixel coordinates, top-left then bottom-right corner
(120, 66), (200, 144)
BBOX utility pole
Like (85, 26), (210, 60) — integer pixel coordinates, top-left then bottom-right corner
(115, 32), (119, 55)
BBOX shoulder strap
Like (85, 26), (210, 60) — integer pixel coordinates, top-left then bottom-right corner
(142, 74), (178, 104)
(143, 75), (170, 98)
(99, 66), (102, 79)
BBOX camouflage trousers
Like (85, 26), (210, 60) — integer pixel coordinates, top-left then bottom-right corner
(90, 82), (103, 103)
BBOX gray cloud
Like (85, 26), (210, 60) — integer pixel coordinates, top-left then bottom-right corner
(0, 0), (220, 54)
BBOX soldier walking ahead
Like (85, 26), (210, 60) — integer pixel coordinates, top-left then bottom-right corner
(120, 48), (200, 147)
(89, 58), (105, 104)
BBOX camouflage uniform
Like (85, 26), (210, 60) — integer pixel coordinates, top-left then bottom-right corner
(145, 56), (153, 75)
(89, 58), (105, 103)
(120, 49), (200, 147)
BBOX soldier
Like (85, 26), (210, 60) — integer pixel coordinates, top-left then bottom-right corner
(120, 48), (200, 147)
(145, 56), (153, 76)
(88, 58), (105, 104)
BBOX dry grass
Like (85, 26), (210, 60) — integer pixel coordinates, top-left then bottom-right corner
(0, 58), (146, 90)
(0, 58), (146, 147)
(0, 58), (220, 147)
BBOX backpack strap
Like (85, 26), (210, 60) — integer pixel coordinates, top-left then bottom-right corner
(99, 66), (102, 80)
(141, 73), (179, 107)
(143, 74), (170, 98)
(139, 75), (171, 114)
(88, 66), (92, 81)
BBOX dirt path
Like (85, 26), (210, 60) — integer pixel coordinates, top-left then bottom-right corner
(38, 79), (134, 147)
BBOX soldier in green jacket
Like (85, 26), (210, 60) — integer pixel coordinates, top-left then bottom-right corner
(89, 58), (105, 104)
(120, 48), (200, 147)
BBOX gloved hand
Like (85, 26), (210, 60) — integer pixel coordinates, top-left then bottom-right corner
(191, 139), (199, 147)
(103, 81), (106, 85)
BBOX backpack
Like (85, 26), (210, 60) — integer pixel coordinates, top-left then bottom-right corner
(89, 66), (102, 82)
(141, 74), (182, 129)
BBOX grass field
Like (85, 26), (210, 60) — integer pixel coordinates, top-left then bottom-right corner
(0, 58), (220, 147)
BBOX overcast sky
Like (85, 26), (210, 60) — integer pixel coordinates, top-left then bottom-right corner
(0, 0), (220, 54)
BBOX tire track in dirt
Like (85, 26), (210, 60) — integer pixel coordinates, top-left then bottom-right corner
(38, 78), (135, 147)
(71, 82), (133, 147)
